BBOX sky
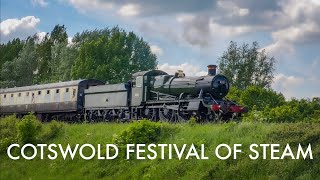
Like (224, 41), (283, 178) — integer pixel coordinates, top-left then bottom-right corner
(0, 0), (319, 99)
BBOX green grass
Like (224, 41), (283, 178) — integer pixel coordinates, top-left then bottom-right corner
(1, 121), (320, 179)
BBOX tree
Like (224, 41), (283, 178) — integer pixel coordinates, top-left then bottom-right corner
(71, 27), (157, 83)
(218, 41), (275, 89)
(50, 24), (68, 45)
(35, 33), (52, 83)
(35, 24), (68, 83)
(1, 38), (37, 87)
(50, 42), (77, 82)
(0, 38), (24, 80)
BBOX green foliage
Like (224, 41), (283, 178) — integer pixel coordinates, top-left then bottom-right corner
(16, 114), (43, 144)
(0, 115), (19, 152)
(226, 86), (242, 103)
(1, 25), (157, 87)
(242, 108), (267, 122)
(49, 42), (77, 82)
(1, 38), (38, 87)
(227, 86), (285, 110)
(40, 120), (64, 141)
(71, 27), (157, 83)
(227, 85), (319, 123)
(1, 122), (320, 179)
(188, 117), (197, 126)
(113, 119), (177, 145)
(242, 97), (320, 123)
(0, 115), (64, 153)
(240, 86), (285, 110)
(50, 24), (68, 45)
(35, 24), (69, 83)
(264, 105), (300, 122)
(0, 38), (24, 76)
(219, 41), (275, 89)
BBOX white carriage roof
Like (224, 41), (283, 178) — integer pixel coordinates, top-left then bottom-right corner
(0, 80), (85, 93)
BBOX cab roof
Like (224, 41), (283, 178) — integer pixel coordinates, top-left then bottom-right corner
(132, 69), (168, 77)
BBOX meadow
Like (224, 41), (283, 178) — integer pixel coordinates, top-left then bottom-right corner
(0, 115), (319, 179)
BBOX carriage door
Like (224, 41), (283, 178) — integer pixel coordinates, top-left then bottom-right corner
(131, 76), (144, 106)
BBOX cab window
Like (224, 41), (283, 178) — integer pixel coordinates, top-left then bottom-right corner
(135, 76), (143, 88)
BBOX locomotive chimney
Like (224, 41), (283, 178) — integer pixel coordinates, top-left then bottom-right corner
(207, 65), (217, 76)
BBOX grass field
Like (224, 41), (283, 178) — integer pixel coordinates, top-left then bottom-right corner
(1, 120), (320, 179)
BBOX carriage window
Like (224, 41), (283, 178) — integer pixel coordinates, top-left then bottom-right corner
(18, 93), (21, 97)
(66, 88), (69, 92)
(56, 89), (60, 93)
(47, 90), (50, 94)
(72, 89), (76, 97)
(11, 94), (13, 97)
(4, 94), (6, 98)
(135, 76), (143, 88)
(38, 91), (41, 95)
(26, 92), (29, 96)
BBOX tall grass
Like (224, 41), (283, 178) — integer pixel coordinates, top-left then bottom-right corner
(0, 117), (319, 179)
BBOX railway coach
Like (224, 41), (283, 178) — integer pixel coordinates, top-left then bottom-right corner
(0, 79), (103, 120)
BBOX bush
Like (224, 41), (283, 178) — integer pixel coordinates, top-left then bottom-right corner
(113, 119), (177, 145)
(242, 110), (267, 122)
(16, 114), (42, 144)
(264, 105), (300, 123)
(41, 120), (64, 141)
(240, 86), (285, 111)
(0, 115), (18, 139)
(0, 115), (19, 153)
(188, 117), (197, 126)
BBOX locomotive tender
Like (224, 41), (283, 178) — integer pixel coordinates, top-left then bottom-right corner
(0, 65), (247, 122)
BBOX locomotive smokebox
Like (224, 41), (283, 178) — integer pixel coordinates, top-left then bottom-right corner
(207, 65), (217, 76)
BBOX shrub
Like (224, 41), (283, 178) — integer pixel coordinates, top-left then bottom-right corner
(0, 115), (19, 153)
(16, 114), (42, 144)
(113, 119), (177, 145)
(188, 117), (197, 126)
(240, 86), (285, 111)
(242, 110), (267, 122)
(41, 120), (64, 141)
(0, 115), (19, 139)
(264, 105), (301, 123)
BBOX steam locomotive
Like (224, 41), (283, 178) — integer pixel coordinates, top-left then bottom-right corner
(0, 65), (247, 122)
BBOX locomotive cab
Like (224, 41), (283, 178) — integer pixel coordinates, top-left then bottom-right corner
(131, 70), (168, 106)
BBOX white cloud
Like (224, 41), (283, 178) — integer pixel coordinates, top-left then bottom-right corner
(217, 0), (250, 17)
(31, 0), (48, 7)
(0, 16), (42, 42)
(209, 21), (252, 37)
(272, 74), (302, 99)
(118, 4), (140, 17)
(36, 31), (47, 42)
(272, 22), (320, 44)
(264, 0), (320, 57)
(150, 45), (163, 56)
(272, 73), (320, 99)
(263, 41), (295, 58)
(67, 37), (73, 44)
(65, 0), (113, 14)
(158, 63), (207, 76)
(176, 14), (195, 23)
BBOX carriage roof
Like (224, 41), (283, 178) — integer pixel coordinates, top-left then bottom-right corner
(0, 80), (86, 93)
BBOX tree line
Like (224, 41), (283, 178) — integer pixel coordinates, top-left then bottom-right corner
(0, 25), (157, 88)
(1, 24), (319, 122)
(1, 25), (273, 90)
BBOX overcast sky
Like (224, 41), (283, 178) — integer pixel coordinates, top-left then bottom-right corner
(1, 0), (319, 99)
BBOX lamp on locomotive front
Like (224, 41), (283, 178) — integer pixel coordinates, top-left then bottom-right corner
(207, 65), (217, 76)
